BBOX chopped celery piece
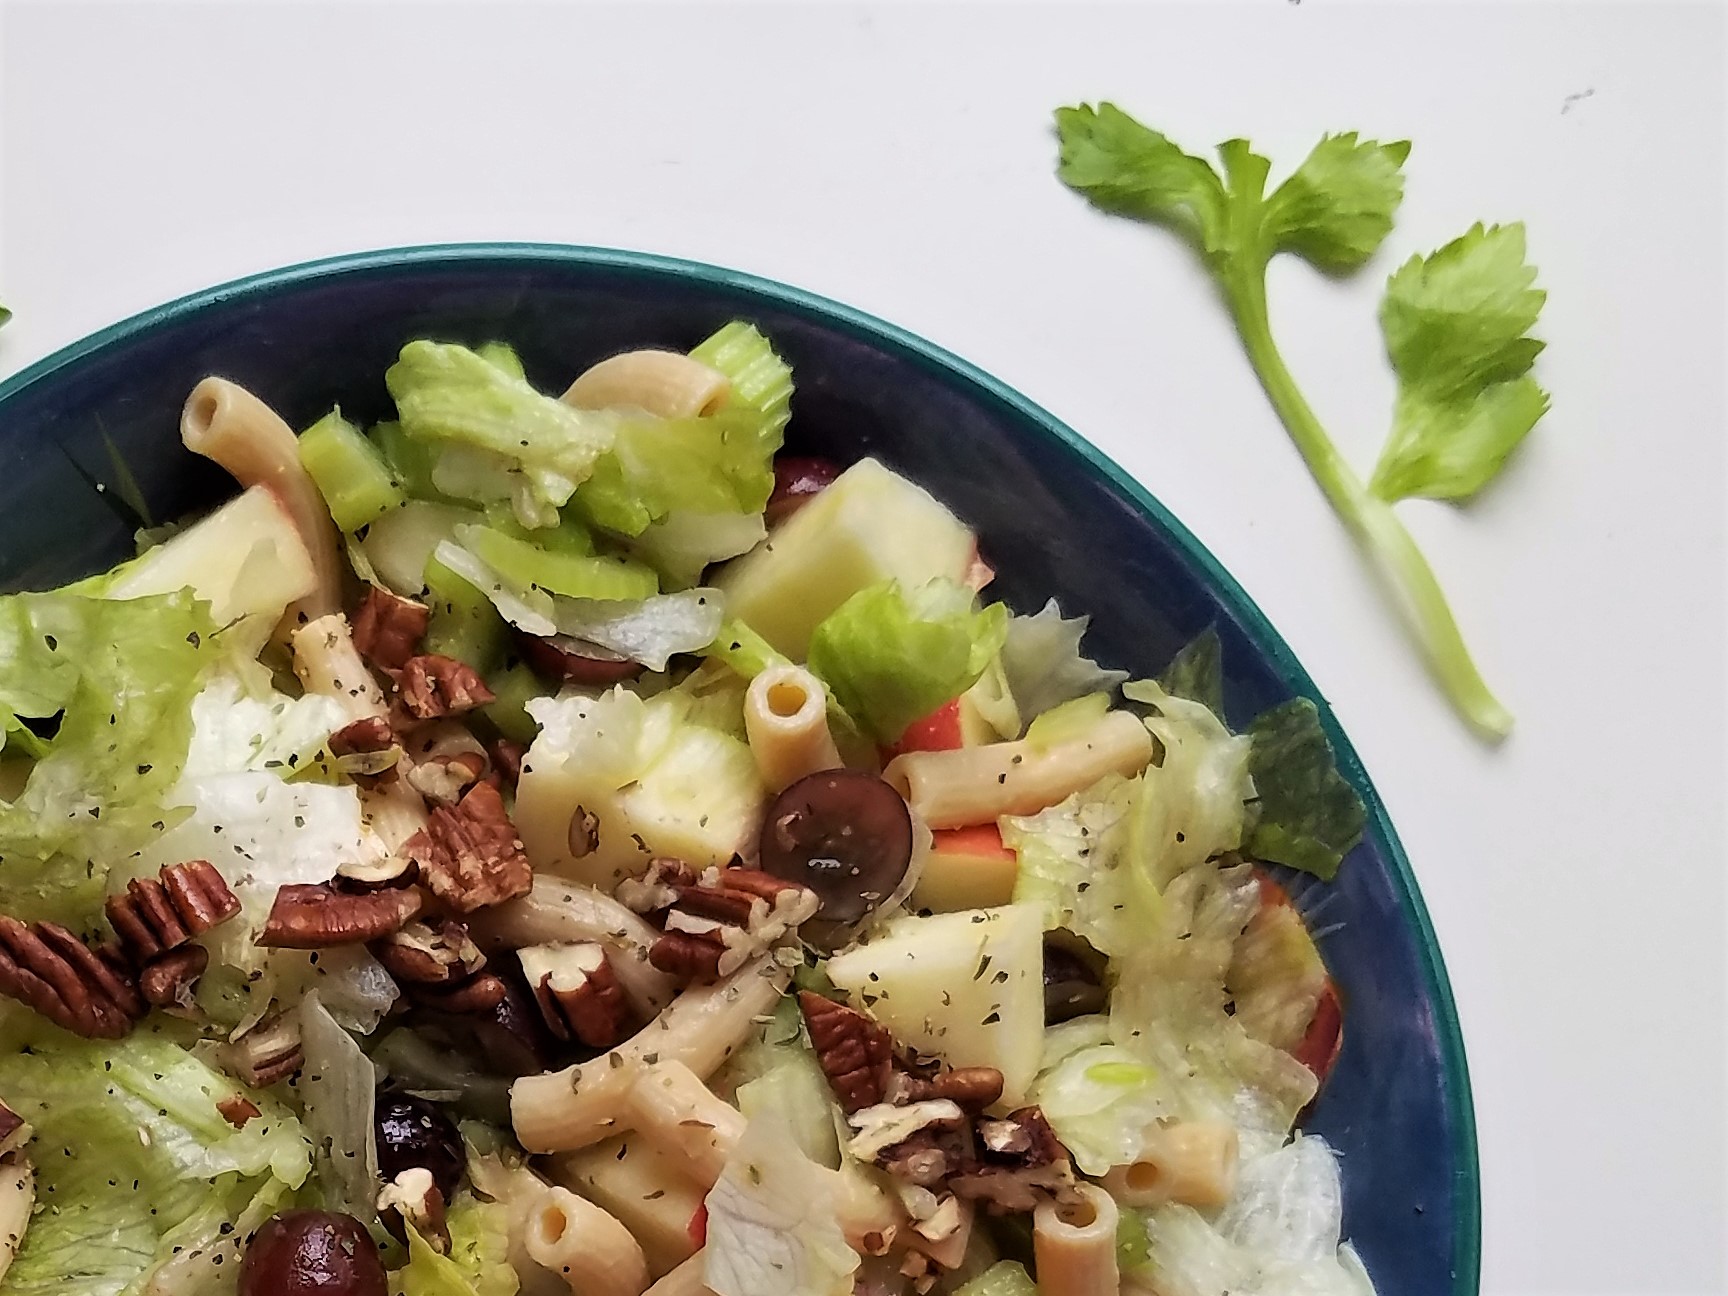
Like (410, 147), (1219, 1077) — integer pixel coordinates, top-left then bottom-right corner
(705, 617), (789, 679)
(477, 341), (526, 380)
(298, 408), (406, 530)
(369, 419), (444, 501)
(1023, 691), (1111, 752)
(483, 663), (546, 743)
(482, 502), (595, 555)
(423, 554), (508, 675)
(690, 320), (794, 447)
(954, 1261), (1037, 1296)
(460, 526), (658, 601)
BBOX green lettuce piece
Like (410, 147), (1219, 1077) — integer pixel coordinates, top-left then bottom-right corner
(807, 578), (1008, 743)
(1157, 626), (1224, 716)
(1245, 700), (1366, 881)
(953, 1262), (1037, 1296)
(385, 340), (618, 525)
(388, 1196), (519, 1296)
(0, 1023), (311, 1296)
(1124, 680), (1254, 889)
(1026, 1032), (1168, 1175)
(1004, 773), (1144, 957)
(1372, 222), (1550, 503)
(997, 599), (1127, 730)
(0, 589), (218, 923)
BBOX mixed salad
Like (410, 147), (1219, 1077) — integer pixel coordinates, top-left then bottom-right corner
(0, 320), (1372, 1296)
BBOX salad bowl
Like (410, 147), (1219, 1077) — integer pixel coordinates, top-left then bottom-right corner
(0, 243), (1477, 1293)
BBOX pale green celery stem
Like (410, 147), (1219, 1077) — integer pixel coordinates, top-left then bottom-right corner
(1221, 267), (1514, 741)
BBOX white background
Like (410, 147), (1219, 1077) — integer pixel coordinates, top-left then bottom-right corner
(1, 1), (1723, 1292)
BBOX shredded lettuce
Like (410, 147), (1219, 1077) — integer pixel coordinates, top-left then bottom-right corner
(0, 1024), (310, 1296)
(1025, 1034), (1169, 1175)
(704, 1112), (857, 1296)
(807, 578), (1008, 743)
(1141, 1136), (1375, 1296)
(547, 589), (725, 673)
(298, 993), (379, 1221)
(1003, 773), (1144, 957)
(389, 1196), (520, 1296)
(997, 599), (1128, 729)
(1110, 864), (1317, 1159)
(1125, 679), (1255, 890)
(386, 341), (619, 527)
(0, 589), (218, 924)
(630, 510), (766, 590)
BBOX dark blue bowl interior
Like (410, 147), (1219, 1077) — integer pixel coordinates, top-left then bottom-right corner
(0, 245), (1477, 1292)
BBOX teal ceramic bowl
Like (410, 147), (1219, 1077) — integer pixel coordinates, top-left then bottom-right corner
(0, 244), (1478, 1293)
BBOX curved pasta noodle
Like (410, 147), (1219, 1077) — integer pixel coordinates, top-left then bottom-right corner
(290, 613), (389, 722)
(563, 350), (730, 418)
(525, 1186), (651, 1296)
(547, 1135), (705, 1279)
(512, 957), (790, 1153)
(743, 665), (842, 793)
(1100, 1121), (1239, 1210)
(1032, 1184), (1119, 1296)
(181, 377), (343, 627)
(469, 879), (677, 1017)
(643, 1252), (716, 1296)
(0, 1158), (33, 1286)
(625, 1061), (747, 1188)
(884, 711), (1153, 828)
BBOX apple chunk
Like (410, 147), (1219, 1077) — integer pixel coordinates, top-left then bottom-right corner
(824, 904), (1044, 1105)
(715, 457), (975, 659)
(912, 825), (1019, 914)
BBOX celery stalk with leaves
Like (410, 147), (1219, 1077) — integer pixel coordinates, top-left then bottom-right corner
(1055, 103), (1549, 740)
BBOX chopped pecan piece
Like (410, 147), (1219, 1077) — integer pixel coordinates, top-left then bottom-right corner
(0, 1101), (32, 1158)
(217, 1095), (261, 1129)
(406, 750), (488, 806)
(398, 654), (495, 719)
(846, 1100), (967, 1164)
(223, 1011), (303, 1087)
(616, 858), (698, 915)
(800, 990), (893, 1113)
(517, 942), (634, 1049)
(258, 883), (424, 948)
(0, 916), (143, 1038)
(139, 944), (209, 1011)
(106, 861), (240, 961)
(487, 739), (527, 789)
(888, 1066), (1005, 1111)
(336, 852), (417, 891)
(353, 585), (430, 672)
(378, 1166), (450, 1251)
(648, 930), (726, 983)
(329, 714), (404, 782)
(947, 1106), (1078, 1214)
(372, 920), (486, 986)
(669, 869), (820, 944)
(408, 782), (532, 913)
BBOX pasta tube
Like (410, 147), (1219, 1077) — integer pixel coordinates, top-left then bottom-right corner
(524, 1186), (651, 1296)
(624, 1061), (748, 1188)
(884, 711), (1153, 828)
(548, 1135), (705, 1279)
(180, 376), (343, 627)
(512, 957), (789, 1152)
(563, 350), (730, 418)
(1032, 1184), (1118, 1296)
(743, 664), (843, 792)
(1100, 1121), (1239, 1210)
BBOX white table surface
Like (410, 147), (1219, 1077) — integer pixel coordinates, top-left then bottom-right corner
(2, 1), (1723, 1292)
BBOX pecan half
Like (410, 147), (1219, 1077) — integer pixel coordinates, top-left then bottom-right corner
(139, 944), (210, 1011)
(258, 883), (424, 948)
(0, 916), (143, 1038)
(223, 1011), (303, 1087)
(517, 942), (634, 1049)
(106, 861), (240, 962)
(353, 585), (430, 673)
(398, 655), (495, 719)
(407, 782), (531, 913)
(372, 921), (485, 987)
(800, 990), (893, 1113)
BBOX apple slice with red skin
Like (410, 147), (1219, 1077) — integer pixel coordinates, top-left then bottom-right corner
(1242, 869), (1344, 1089)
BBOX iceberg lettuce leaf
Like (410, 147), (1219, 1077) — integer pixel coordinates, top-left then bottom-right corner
(1003, 773), (1145, 957)
(807, 578), (1008, 743)
(388, 1196), (520, 1296)
(0, 1023), (310, 1296)
(997, 600), (1128, 728)
(0, 589), (219, 924)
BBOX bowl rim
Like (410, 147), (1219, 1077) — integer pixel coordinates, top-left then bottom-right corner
(0, 241), (1479, 1290)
